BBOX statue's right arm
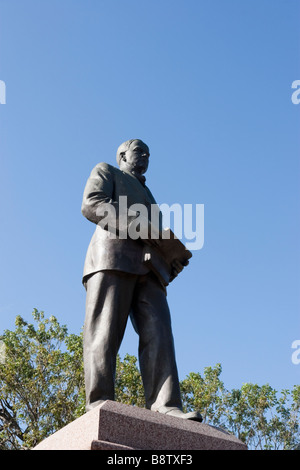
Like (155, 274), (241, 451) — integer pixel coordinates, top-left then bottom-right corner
(81, 163), (114, 225)
(81, 163), (138, 234)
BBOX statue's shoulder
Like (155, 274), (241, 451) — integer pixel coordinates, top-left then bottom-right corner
(94, 162), (117, 173)
(91, 162), (123, 178)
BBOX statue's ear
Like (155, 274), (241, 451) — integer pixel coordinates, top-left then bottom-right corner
(120, 152), (126, 162)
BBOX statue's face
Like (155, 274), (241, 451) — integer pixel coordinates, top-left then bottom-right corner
(122, 140), (150, 174)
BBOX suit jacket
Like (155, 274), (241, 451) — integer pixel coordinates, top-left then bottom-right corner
(81, 162), (162, 282)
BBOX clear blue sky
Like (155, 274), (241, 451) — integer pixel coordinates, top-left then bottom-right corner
(0, 0), (299, 393)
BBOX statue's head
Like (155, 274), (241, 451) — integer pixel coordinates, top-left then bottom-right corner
(116, 139), (150, 175)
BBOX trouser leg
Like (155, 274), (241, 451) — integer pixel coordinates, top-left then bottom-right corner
(83, 270), (137, 411)
(131, 273), (183, 411)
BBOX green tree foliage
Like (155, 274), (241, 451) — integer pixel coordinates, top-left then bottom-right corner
(0, 310), (85, 449)
(0, 310), (299, 450)
(181, 368), (300, 450)
(115, 354), (145, 408)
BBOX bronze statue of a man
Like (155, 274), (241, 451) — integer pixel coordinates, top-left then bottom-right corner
(81, 139), (202, 421)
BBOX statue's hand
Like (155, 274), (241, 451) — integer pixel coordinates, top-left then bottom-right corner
(170, 259), (189, 281)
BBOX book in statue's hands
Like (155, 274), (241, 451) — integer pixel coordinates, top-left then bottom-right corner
(143, 228), (192, 286)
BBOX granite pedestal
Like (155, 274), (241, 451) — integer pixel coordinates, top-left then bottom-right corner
(33, 400), (247, 451)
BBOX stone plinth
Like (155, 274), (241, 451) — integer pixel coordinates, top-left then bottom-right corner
(33, 400), (247, 451)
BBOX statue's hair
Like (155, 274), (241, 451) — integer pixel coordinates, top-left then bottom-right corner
(116, 139), (149, 166)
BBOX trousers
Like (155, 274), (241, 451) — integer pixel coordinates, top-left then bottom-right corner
(83, 270), (183, 412)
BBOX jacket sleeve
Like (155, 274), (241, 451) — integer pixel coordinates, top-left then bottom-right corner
(81, 163), (138, 234)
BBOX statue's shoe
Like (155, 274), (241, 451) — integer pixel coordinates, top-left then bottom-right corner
(157, 406), (203, 422)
